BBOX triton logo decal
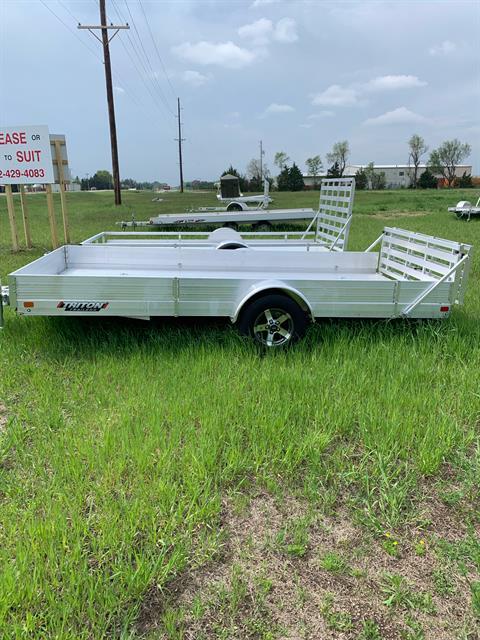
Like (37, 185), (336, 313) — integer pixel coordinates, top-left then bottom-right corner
(57, 301), (109, 312)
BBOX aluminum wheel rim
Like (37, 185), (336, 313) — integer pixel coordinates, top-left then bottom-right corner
(253, 307), (294, 347)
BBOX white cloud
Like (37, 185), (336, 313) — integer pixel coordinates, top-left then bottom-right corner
(238, 18), (273, 45)
(311, 75), (426, 109)
(312, 84), (358, 107)
(429, 40), (456, 56)
(251, 0), (279, 7)
(182, 70), (211, 87)
(273, 17), (298, 43)
(299, 123), (313, 129)
(264, 103), (295, 114)
(238, 17), (297, 46)
(308, 111), (335, 119)
(172, 41), (256, 69)
(365, 75), (427, 91)
(363, 106), (426, 126)
(113, 85), (125, 94)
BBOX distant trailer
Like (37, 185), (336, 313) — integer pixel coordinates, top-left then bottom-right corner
(448, 198), (480, 220)
(120, 207), (314, 231)
(212, 178), (272, 211)
(118, 178), (355, 237)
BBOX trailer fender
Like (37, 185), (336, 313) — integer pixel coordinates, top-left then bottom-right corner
(226, 201), (247, 212)
(232, 281), (314, 323)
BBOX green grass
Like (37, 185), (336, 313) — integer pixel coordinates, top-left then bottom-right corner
(0, 188), (479, 638)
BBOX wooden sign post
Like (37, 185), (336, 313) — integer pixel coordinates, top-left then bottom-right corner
(53, 139), (70, 244)
(45, 184), (59, 249)
(5, 185), (19, 252)
(19, 185), (32, 248)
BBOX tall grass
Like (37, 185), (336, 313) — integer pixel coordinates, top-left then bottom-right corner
(0, 189), (479, 637)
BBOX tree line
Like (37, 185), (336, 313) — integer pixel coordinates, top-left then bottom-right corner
(270, 137), (472, 190)
(79, 171), (164, 191)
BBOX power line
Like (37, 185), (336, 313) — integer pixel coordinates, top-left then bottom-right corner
(138, 0), (177, 100)
(56, 0), (80, 24)
(39, 0), (102, 61)
(123, 0), (175, 116)
(110, 0), (173, 118)
(41, 0), (161, 124)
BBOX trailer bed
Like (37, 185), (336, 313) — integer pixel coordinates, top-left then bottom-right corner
(4, 227), (471, 331)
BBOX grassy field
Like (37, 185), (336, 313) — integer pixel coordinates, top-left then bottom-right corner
(0, 188), (479, 639)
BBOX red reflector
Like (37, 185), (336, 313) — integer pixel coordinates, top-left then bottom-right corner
(23, 301), (34, 308)
(440, 306), (449, 312)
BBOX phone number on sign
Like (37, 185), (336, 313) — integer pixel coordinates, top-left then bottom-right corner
(0, 168), (46, 179)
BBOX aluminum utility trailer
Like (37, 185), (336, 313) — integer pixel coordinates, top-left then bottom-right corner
(104, 177), (355, 250)
(1, 227), (472, 348)
(117, 177), (353, 231)
(212, 178), (272, 211)
(448, 197), (480, 220)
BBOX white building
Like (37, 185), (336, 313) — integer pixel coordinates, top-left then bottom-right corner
(302, 164), (472, 189)
(344, 164), (472, 189)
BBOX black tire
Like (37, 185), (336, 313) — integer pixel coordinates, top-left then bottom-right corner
(253, 221), (272, 232)
(227, 203), (242, 212)
(237, 294), (308, 348)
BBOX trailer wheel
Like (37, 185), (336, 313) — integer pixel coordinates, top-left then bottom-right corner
(237, 294), (308, 348)
(253, 221), (272, 232)
(227, 203), (242, 212)
(223, 221), (239, 231)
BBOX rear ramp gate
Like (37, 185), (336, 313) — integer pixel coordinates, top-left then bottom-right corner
(374, 227), (472, 316)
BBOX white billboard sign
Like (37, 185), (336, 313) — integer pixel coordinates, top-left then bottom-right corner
(0, 125), (54, 184)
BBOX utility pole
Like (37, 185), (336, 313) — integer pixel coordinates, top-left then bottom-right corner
(259, 140), (264, 183)
(78, 2), (129, 205)
(176, 98), (185, 193)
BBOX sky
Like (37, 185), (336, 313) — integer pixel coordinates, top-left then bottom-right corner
(1, 0), (479, 184)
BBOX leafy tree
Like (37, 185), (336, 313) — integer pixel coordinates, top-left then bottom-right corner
(91, 170), (113, 190)
(428, 139), (472, 187)
(305, 155), (323, 187)
(274, 151), (290, 170)
(455, 171), (473, 188)
(289, 163), (305, 191)
(355, 167), (368, 190)
(277, 166), (290, 191)
(364, 162), (386, 190)
(326, 162), (341, 178)
(417, 169), (438, 189)
(372, 171), (386, 190)
(246, 158), (269, 192)
(246, 158), (262, 180)
(222, 165), (240, 177)
(326, 141), (350, 176)
(408, 134), (428, 188)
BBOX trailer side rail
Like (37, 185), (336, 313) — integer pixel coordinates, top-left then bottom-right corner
(81, 229), (320, 245)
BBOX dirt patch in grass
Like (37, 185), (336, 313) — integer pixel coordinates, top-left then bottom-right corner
(0, 403), (8, 433)
(136, 489), (478, 639)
